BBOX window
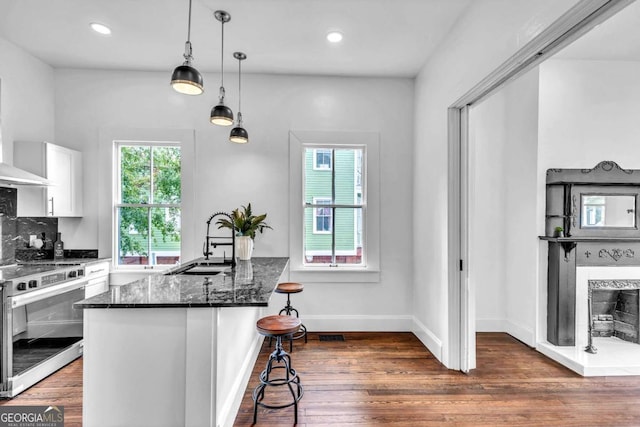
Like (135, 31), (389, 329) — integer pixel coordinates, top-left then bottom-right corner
(313, 149), (332, 170)
(304, 146), (364, 266)
(115, 142), (181, 267)
(289, 130), (380, 282)
(313, 198), (332, 233)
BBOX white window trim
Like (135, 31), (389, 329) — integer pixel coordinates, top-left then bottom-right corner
(289, 130), (380, 283)
(312, 197), (333, 234)
(98, 127), (196, 273)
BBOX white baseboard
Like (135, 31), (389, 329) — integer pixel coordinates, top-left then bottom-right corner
(218, 335), (264, 427)
(301, 314), (413, 332)
(505, 319), (535, 347)
(411, 316), (443, 363)
(476, 318), (535, 347)
(476, 318), (504, 332)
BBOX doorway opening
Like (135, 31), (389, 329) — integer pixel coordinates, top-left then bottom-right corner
(448, 0), (636, 373)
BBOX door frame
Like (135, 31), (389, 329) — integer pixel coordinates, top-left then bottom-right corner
(447, 0), (635, 371)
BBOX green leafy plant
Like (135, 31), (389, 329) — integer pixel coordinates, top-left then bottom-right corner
(216, 203), (272, 239)
(554, 226), (564, 238)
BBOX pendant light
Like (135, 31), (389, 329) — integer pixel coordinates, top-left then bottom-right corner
(170, 0), (204, 95)
(210, 10), (234, 126)
(230, 52), (249, 144)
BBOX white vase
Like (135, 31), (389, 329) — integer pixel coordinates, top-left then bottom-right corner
(236, 236), (254, 260)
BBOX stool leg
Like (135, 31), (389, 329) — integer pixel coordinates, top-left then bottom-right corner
(253, 334), (303, 424)
(279, 293), (300, 317)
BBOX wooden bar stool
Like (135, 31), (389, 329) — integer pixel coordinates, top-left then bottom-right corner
(275, 282), (308, 351)
(253, 315), (304, 424)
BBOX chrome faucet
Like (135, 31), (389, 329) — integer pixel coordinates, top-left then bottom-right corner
(203, 212), (236, 266)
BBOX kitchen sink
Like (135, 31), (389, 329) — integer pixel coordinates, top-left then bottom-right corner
(181, 265), (231, 275)
(167, 262), (232, 275)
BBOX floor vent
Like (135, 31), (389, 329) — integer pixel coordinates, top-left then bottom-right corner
(319, 334), (345, 342)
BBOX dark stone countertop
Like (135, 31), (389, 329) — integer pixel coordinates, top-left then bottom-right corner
(20, 257), (111, 266)
(74, 257), (289, 309)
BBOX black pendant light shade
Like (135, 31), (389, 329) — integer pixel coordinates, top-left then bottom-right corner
(229, 52), (248, 143)
(230, 114), (249, 143)
(210, 10), (234, 126)
(171, 0), (203, 95)
(210, 102), (234, 126)
(171, 62), (203, 95)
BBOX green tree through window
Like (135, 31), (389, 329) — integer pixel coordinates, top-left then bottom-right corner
(117, 143), (181, 266)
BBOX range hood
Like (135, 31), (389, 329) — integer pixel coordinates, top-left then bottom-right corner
(0, 162), (51, 186)
(0, 79), (50, 186)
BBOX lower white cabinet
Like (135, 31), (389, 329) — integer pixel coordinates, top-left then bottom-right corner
(14, 141), (83, 217)
(84, 261), (110, 298)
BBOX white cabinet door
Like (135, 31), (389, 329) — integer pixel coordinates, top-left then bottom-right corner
(14, 141), (83, 217)
(85, 277), (109, 298)
(45, 143), (82, 217)
(84, 261), (110, 298)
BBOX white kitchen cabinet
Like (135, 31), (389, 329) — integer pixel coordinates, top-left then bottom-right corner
(14, 141), (83, 217)
(84, 261), (110, 298)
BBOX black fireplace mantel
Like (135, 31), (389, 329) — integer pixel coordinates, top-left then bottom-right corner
(544, 161), (640, 346)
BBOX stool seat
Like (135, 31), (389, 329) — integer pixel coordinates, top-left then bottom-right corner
(275, 282), (304, 294)
(257, 315), (301, 337)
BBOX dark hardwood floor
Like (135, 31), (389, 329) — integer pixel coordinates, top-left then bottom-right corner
(0, 357), (82, 427)
(2, 333), (640, 427)
(235, 332), (640, 426)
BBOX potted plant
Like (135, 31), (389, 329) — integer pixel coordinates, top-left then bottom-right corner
(554, 226), (565, 238)
(216, 203), (272, 260)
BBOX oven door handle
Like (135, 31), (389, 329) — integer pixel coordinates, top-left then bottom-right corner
(9, 279), (87, 308)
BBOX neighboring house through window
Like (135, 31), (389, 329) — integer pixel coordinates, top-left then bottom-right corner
(115, 141), (181, 268)
(304, 146), (364, 266)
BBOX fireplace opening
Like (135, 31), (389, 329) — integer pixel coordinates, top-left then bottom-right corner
(591, 289), (640, 344)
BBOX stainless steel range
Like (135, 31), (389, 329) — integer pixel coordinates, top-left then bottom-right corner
(1, 263), (87, 398)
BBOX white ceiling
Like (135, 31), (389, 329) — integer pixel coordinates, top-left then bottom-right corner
(0, 0), (473, 78)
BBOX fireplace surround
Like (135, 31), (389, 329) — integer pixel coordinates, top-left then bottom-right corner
(544, 161), (640, 349)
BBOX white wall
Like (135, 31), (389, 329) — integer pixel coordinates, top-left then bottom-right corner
(469, 69), (540, 347)
(537, 58), (640, 342)
(469, 86), (508, 333)
(54, 69), (415, 329)
(538, 59), (640, 171)
(412, 0), (578, 366)
(0, 37), (54, 164)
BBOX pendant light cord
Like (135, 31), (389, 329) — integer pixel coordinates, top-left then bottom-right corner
(187, 0), (192, 42)
(183, 0), (193, 62)
(238, 59), (242, 112)
(220, 19), (225, 92)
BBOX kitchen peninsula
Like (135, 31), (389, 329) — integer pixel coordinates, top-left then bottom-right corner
(75, 257), (289, 427)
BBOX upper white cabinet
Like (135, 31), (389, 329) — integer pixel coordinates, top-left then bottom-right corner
(14, 141), (83, 217)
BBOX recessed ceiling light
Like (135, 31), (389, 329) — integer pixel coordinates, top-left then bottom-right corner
(90, 22), (112, 35)
(326, 31), (343, 43)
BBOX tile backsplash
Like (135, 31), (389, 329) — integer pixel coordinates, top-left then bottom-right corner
(0, 187), (18, 266)
(16, 217), (59, 249)
(0, 187), (58, 265)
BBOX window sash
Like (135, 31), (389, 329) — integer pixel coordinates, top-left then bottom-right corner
(303, 145), (365, 266)
(115, 141), (181, 269)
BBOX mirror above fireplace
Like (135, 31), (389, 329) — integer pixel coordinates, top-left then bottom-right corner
(546, 161), (640, 238)
(581, 194), (636, 228)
